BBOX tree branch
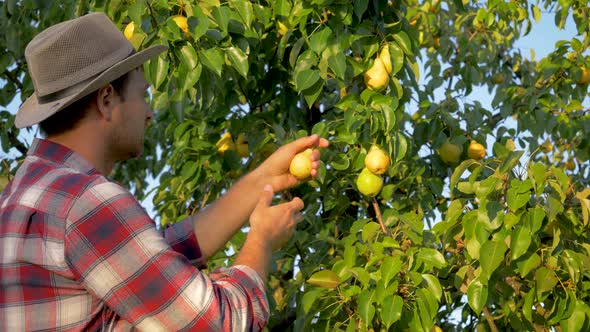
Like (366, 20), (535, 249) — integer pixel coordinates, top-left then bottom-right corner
(482, 307), (499, 332)
(372, 198), (389, 236)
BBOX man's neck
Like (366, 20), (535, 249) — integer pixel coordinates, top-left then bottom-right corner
(46, 128), (114, 175)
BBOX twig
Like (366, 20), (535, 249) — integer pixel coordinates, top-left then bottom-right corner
(482, 307), (499, 332)
(372, 198), (389, 236)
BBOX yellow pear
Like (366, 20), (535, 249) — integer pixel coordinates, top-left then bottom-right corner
(172, 15), (189, 33)
(467, 140), (486, 160)
(124, 21), (135, 41)
(578, 67), (590, 85)
(356, 168), (383, 197)
(540, 139), (553, 153)
(491, 73), (505, 84)
(379, 45), (392, 74)
(505, 138), (515, 151)
(277, 21), (289, 36)
(289, 149), (313, 180)
(236, 133), (249, 158)
(216, 132), (234, 154)
(438, 142), (461, 165)
(364, 58), (389, 92)
(364, 146), (390, 175)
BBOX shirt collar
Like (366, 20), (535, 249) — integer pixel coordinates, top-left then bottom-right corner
(27, 138), (101, 176)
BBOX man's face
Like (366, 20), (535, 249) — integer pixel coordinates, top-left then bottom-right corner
(110, 68), (152, 161)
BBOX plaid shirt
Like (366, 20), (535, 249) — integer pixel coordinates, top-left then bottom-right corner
(0, 139), (268, 331)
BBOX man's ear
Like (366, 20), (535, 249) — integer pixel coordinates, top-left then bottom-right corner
(95, 84), (117, 121)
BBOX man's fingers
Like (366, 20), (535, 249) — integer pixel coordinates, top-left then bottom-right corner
(289, 197), (304, 211)
(257, 184), (274, 208)
(294, 212), (304, 223)
(289, 135), (329, 155)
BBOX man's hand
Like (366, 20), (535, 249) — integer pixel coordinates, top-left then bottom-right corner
(255, 134), (329, 192)
(247, 185), (304, 251)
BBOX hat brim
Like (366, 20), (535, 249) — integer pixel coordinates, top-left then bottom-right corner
(15, 44), (168, 129)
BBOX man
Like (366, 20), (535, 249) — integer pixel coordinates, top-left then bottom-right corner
(0, 13), (328, 331)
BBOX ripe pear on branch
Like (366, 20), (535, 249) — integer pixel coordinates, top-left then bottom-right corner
(467, 140), (486, 160)
(364, 57), (389, 92)
(437, 141), (461, 165)
(216, 132), (235, 154)
(379, 45), (393, 74)
(365, 145), (390, 175)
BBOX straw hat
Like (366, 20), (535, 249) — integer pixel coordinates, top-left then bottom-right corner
(15, 12), (167, 128)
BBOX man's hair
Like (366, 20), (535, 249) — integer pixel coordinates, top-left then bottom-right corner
(39, 72), (131, 137)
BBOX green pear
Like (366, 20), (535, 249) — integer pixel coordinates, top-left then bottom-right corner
(356, 168), (383, 197)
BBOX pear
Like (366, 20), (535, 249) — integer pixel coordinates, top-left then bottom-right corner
(289, 149), (313, 180)
(364, 58), (389, 92)
(356, 168), (383, 197)
(216, 132), (234, 154)
(172, 15), (189, 33)
(437, 142), (461, 165)
(124, 22), (135, 41)
(364, 146), (390, 175)
(578, 67), (590, 85)
(467, 140), (486, 160)
(236, 133), (249, 158)
(379, 45), (392, 74)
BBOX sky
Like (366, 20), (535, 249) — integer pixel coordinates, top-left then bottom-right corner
(1, 9), (582, 220)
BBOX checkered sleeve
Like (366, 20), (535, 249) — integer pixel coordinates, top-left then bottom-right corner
(64, 180), (269, 331)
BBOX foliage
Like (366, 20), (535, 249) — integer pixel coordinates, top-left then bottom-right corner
(1, 0), (590, 331)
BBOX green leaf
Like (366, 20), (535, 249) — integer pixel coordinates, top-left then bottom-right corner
(228, 0), (253, 29)
(302, 288), (324, 313)
(516, 253), (541, 278)
(561, 300), (588, 332)
(307, 269), (341, 289)
(303, 79), (324, 107)
(523, 207), (546, 234)
(422, 274), (443, 301)
(388, 42), (404, 75)
(179, 44), (199, 70)
(327, 50), (346, 80)
(535, 267), (558, 297)
(362, 222), (381, 243)
(150, 54), (169, 90)
(479, 239), (507, 282)
(393, 31), (413, 56)
(532, 5), (542, 23)
(358, 289), (376, 327)
(510, 226), (532, 260)
(507, 188), (530, 211)
(381, 256), (402, 287)
(394, 132), (407, 163)
(467, 278), (488, 315)
(226, 46), (249, 79)
(450, 159), (478, 198)
(190, 6), (209, 40)
(199, 48), (224, 77)
(273, 0), (291, 16)
(354, 0), (369, 19)
(295, 69), (320, 91)
(310, 27), (332, 55)
(380, 295), (403, 329)
(417, 248), (446, 269)
(330, 153), (350, 171)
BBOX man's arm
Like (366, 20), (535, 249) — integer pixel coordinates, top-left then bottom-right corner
(192, 134), (329, 260)
(66, 180), (299, 331)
